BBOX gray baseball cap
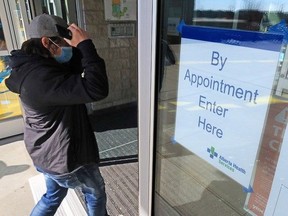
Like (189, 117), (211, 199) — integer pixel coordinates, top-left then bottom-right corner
(27, 14), (68, 38)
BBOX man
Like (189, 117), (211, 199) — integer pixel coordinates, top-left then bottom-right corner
(5, 14), (109, 215)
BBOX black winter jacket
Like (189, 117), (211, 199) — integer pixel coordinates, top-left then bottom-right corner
(5, 39), (108, 174)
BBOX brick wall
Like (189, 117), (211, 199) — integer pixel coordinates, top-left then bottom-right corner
(82, 0), (138, 111)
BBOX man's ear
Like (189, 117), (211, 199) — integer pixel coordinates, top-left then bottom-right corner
(41, 37), (50, 49)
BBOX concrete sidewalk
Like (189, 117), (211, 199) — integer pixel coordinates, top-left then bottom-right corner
(0, 136), (38, 216)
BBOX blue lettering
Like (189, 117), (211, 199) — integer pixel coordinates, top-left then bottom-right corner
(211, 51), (227, 71)
(198, 116), (223, 138)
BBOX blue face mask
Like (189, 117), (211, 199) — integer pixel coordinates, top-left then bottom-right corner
(54, 47), (73, 63)
(48, 38), (73, 63)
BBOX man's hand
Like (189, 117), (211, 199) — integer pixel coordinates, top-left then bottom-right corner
(64, 24), (89, 47)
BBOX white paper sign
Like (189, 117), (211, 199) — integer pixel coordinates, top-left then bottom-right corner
(174, 26), (283, 188)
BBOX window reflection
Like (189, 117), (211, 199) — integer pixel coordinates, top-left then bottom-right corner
(193, 0), (288, 31)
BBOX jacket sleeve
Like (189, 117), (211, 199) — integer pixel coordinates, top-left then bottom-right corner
(77, 39), (109, 101)
(68, 47), (83, 74)
(22, 39), (109, 106)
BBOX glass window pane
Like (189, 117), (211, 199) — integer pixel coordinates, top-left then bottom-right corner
(0, 56), (22, 120)
(154, 0), (288, 215)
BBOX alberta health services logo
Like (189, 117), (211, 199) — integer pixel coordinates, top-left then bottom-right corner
(207, 146), (246, 174)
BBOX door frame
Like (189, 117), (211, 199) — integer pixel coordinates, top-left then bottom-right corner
(138, 0), (157, 215)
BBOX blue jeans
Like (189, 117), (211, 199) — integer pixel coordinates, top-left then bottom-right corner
(30, 163), (107, 216)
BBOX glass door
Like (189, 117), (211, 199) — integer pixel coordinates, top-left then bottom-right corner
(0, 0), (28, 139)
(153, 0), (288, 215)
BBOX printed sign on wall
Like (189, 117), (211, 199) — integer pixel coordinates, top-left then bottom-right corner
(174, 26), (283, 189)
(104, 0), (136, 21)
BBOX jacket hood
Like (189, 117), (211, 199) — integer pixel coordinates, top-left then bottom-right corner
(5, 50), (45, 94)
(9, 50), (36, 68)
